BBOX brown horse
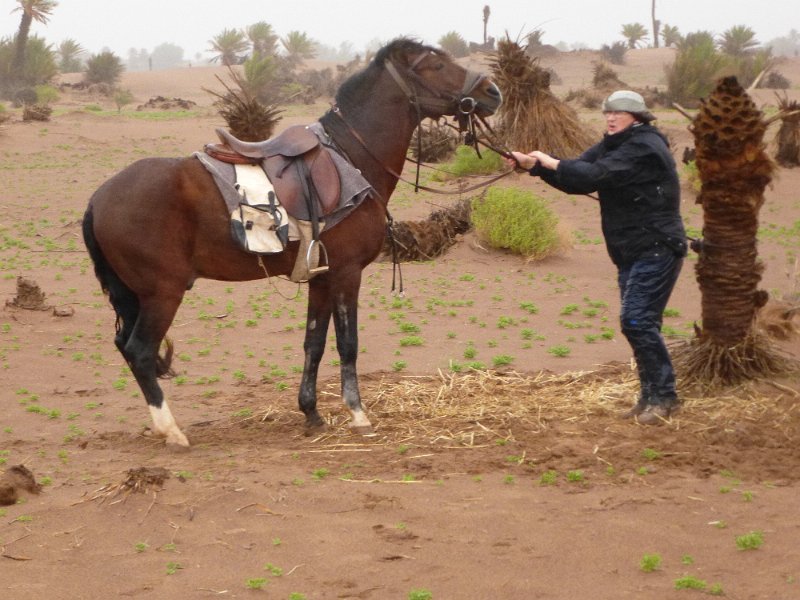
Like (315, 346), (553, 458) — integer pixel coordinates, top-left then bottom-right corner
(82, 38), (502, 447)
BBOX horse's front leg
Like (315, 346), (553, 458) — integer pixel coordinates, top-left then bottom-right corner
(331, 269), (374, 435)
(298, 276), (333, 429)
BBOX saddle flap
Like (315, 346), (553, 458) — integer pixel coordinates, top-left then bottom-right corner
(262, 147), (341, 218)
(216, 125), (321, 159)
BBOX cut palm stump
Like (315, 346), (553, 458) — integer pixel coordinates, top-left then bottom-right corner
(673, 76), (798, 387)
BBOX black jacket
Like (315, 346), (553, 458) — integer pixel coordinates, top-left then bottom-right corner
(536, 123), (686, 266)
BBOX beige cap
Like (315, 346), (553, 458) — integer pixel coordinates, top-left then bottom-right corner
(602, 90), (656, 122)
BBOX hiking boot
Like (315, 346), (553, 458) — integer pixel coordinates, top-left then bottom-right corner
(636, 402), (679, 426)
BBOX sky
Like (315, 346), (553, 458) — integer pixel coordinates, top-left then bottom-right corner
(1, 0), (797, 60)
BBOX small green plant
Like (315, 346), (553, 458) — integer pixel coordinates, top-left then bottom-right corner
(735, 530), (764, 550)
(491, 354), (514, 367)
(408, 590), (433, 600)
(312, 468), (330, 480)
(165, 561), (183, 575)
(264, 562), (283, 576)
(674, 575), (707, 590)
(681, 554), (694, 565)
(399, 336), (424, 347)
(641, 448), (661, 460)
(639, 553), (662, 572)
(113, 88), (135, 113)
(246, 578), (268, 589)
(539, 470), (557, 485)
(547, 345), (571, 357)
(566, 470), (584, 483)
(392, 360), (407, 372)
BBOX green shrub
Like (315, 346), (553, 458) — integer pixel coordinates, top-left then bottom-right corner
(471, 187), (561, 259)
(84, 51), (124, 86)
(665, 32), (730, 107)
(113, 88), (135, 113)
(34, 84), (59, 105)
(438, 145), (503, 178)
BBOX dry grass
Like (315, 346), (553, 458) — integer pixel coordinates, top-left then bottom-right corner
(300, 364), (800, 447)
(489, 38), (595, 158)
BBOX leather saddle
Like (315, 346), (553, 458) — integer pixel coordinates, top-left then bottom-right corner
(205, 125), (342, 217)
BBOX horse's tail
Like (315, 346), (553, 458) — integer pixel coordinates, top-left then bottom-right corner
(82, 203), (174, 378)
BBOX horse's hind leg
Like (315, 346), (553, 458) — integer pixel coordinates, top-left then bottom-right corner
(123, 294), (189, 447)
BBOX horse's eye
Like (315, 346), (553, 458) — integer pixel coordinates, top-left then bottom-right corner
(434, 62), (445, 71)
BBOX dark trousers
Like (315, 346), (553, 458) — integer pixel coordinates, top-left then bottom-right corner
(617, 249), (683, 406)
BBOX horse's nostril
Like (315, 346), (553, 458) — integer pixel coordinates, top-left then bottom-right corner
(487, 84), (503, 105)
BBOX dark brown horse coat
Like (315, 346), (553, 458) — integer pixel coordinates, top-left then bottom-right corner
(83, 38), (502, 446)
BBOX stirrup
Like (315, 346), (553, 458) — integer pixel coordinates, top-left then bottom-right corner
(306, 239), (329, 275)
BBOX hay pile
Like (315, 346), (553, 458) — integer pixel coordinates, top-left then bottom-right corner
(381, 198), (473, 261)
(489, 39), (594, 157)
(410, 120), (460, 162)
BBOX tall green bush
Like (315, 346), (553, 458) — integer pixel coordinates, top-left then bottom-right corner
(0, 35), (57, 94)
(665, 32), (729, 107)
(471, 187), (561, 259)
(84, 51), (124, 86)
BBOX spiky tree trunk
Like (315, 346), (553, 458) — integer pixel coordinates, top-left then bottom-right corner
(674, 76), (795, 385)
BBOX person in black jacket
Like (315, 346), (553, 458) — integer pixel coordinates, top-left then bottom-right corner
(506, 90), (686, 425)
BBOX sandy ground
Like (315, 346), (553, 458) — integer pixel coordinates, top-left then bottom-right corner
(1, 48), (800, 599)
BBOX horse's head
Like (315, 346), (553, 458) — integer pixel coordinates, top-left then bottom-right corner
(376, 38), (502, 124)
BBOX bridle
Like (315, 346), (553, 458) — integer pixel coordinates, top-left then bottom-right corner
(329, 50), (515, 196)
(324, 50), (516, 295)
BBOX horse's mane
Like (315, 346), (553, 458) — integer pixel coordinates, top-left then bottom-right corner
(333, 37), (444, 109)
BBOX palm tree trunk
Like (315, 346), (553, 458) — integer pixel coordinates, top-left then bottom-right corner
(674, 76), (796, 385)
(12, 12), (33, 78)
(651, 0), (660, 48)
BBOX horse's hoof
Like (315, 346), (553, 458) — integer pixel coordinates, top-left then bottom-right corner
(304, 416), (327, 435)
(350, 424), (376, 436)
(165, 430), (190, 449)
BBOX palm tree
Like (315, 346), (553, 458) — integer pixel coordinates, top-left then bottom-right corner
(57, 38), (83, 73)
(718, 25), (759, 57)
(208, 28), (249, 66)
(247, 21), (278, 58)
(621, 23), (649, 49)
(281, 31), (316, 68)
(11, 0), (57, 79)
(482, 5), (491, 45)
(660, 24), (682, 48)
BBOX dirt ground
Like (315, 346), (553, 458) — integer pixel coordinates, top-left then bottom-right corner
(1, 49), (800, 599)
